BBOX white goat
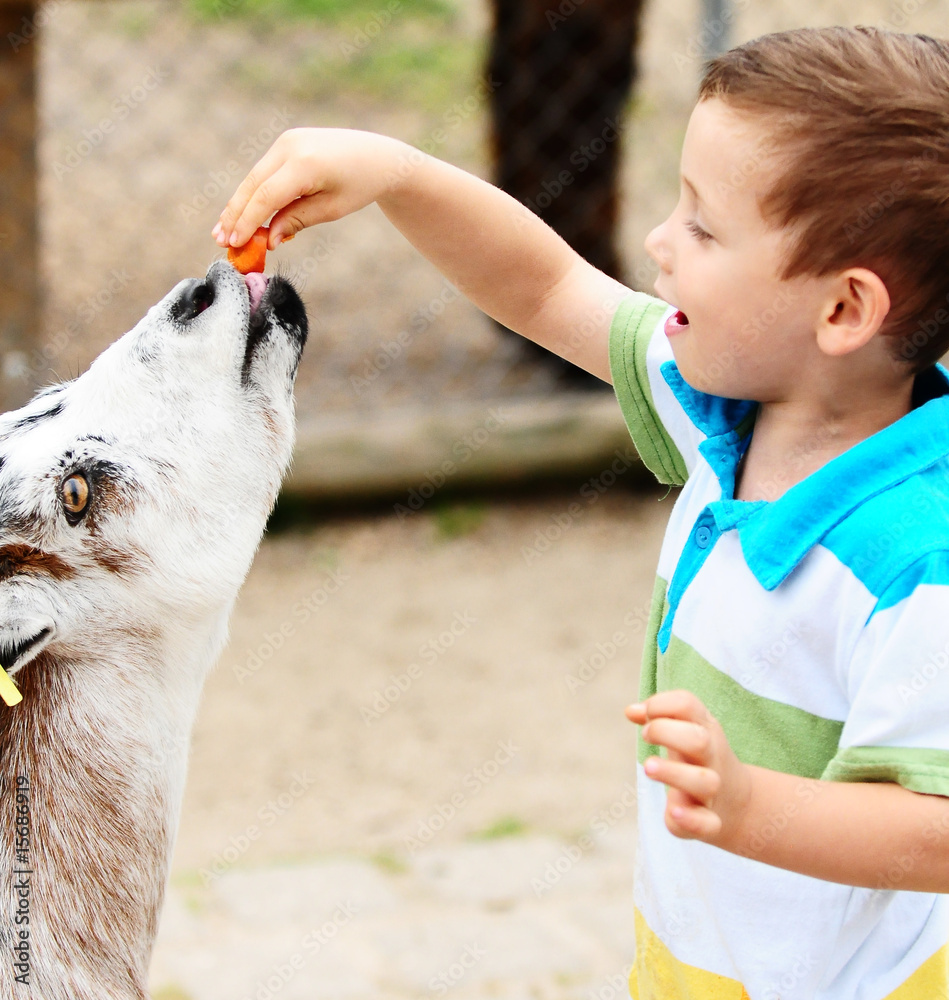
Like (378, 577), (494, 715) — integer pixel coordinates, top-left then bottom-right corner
(0, 261), (307, 998)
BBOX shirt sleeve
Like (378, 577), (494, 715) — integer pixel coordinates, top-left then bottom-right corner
(608, 292), (699, 486)
(821, 552), (949, 796)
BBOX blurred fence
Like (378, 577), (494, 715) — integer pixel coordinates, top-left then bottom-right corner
(11, 0), (949, 498)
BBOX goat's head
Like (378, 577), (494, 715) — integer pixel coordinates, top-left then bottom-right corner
(0, 260), (308, 678)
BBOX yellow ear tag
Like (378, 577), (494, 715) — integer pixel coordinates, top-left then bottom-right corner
(0, 665), (23, 706)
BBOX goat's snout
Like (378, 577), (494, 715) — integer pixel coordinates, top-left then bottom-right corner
(172, 280), (215, 324)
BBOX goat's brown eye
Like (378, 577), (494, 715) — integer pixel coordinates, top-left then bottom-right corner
(61, 474), (90, 517)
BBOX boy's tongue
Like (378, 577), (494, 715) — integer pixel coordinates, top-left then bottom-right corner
(665, 309), (690, 335)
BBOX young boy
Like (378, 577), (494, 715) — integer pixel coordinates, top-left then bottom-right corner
(214, 26), (949, 999)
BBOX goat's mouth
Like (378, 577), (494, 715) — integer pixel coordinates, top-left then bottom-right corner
(243, 272), (268, 317)
(0, 624), (54, 675)
(240, 273), (309, 385)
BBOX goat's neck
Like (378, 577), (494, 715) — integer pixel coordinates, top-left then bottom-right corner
(0, 642), (213, 1000)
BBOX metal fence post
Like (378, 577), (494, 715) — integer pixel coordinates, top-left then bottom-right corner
(0, 2), (40, 412)
(701, 0), (733, 61)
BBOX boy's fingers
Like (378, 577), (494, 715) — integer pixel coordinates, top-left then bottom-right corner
(217, 138), (303, 243)
(216, 154), (284, 243)
(642, 716), (711, 762)
(267, 195), (340, 245)
(643, 756), (721, 804)
(665, 802), (722, 841)
(229, 164), (330, 248)
(639, 689), (714, 725)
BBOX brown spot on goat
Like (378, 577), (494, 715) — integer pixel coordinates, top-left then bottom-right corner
(87, 539), (148, 576)
(0, 545), (74, 582)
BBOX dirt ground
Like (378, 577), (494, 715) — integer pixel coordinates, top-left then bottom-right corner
(177, 487), (669, 871)
(148, 488), (670, 1000)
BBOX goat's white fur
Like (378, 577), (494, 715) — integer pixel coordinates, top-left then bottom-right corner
(0, 261), (307, 998)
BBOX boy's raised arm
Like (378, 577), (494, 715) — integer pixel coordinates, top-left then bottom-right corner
(214, 128), (630, 383)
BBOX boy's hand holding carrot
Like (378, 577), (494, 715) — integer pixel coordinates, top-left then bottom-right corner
(214, 128), (405, 252)
(213, 127), (627, 383)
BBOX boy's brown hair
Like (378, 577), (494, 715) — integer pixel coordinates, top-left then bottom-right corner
(700, 26), (949, 372)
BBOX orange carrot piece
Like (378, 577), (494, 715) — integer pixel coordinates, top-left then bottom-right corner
(228, 226), (269, 274)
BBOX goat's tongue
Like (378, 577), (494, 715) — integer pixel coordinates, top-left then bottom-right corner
(243, 272), (268, 314)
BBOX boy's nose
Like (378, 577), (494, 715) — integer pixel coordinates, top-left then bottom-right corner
(645, 222), (672, 273)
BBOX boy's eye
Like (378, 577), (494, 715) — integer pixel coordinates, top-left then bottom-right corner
(686, 220), (713, 243)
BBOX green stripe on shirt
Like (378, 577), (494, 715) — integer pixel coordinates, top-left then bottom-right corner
(609, 293), (688, 486)
(637, 577), (844, 777)
(823, 746), (949, 796)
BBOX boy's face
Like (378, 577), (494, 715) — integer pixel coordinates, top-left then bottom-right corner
(645, 98), (831, 400)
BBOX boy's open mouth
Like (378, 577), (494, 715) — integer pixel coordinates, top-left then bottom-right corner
(665, 309), (690, 336)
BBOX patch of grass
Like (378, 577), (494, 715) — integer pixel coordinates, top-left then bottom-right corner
(118, 9), (158, 39)
(295, 34), (485, 116)
(170, 870), (206, 889)
(153, 985), (195, 1000)
(188, 0), (455, 26)
(433, 501), (487, 540)
(371, 850), (409, 875)
(470, 816), (528, 840)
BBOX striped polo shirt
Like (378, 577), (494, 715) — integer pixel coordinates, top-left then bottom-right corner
(609, 291), (949, 1000)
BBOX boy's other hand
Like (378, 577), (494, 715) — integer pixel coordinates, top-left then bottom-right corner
(626, 691), (753, 846)
(213, 128), (404, 251)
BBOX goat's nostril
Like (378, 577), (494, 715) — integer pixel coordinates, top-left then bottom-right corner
(173, 280), (215, 323)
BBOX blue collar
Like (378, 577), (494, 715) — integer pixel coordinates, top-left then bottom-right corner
(663, 362), (949, 591)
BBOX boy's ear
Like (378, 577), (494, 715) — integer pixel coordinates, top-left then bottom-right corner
(815, 268), (891, 357)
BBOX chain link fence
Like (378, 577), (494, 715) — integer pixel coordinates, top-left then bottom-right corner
(33, 0), (949, 428)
